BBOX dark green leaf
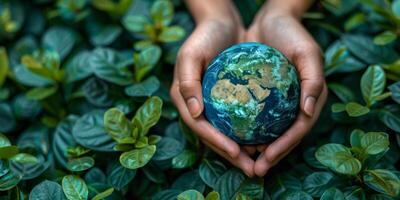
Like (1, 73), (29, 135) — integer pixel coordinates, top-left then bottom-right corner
(64, 51), (92, 83)
(0, 103), (16, 133)
(303, 172), (334, 197)
(72, 110), (117, 152)
(320, 188), (345, 200)
(90, 48), (133, 85)
(106, 161), (136, 190)
(363, 169), (400, 197)
(199, 159), (227, 188)
(91, 187), (114, 200)
(328, 83), (355, 102)
(152, 136), (184, 161)
(378, 109), (400, 132)
(134, 96), (163, 136)
(279, 190), (313, 200)
(342, 34), (398, 64)
(125, 76), (160, 97)
(388, 81), (400, 104)
(26, 86), (57, 100)
(53, 116), (78, 168)
(29, 180), (66, 200)
(215, 169), (246, 200)
(82, 77), (114, 107)
(42, 26), (76, 60)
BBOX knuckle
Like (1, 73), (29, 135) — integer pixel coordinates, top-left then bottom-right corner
(179, 80), (198, 95)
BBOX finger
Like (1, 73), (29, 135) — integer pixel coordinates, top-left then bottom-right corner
(292, 47), (325, 117)
(254, 141), (300, 177)
(202, 139), (255, 177)
(176, 46), (204, 118)
(170, 84), (241, 158)
(242, 146), (257, 155)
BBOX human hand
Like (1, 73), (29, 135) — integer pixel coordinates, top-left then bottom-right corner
(170, 2), (256, 177)
(246, 9), (328, 177)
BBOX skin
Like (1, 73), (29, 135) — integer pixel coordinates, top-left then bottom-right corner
(170, 0), (328, 177)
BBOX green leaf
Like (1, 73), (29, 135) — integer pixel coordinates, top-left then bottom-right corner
(0, 47), (9, 87)
(62, 175), (88, 200)
(199, 159), (227, 188)
(91, 187), (114, 200)
(150, 0), (174, 27)
(90, 48), (133, 86)
(0, 146), (19, 159)
(26, 86), (58, 100)
(320, 188), (345, 200)
(172, 150), (197, 169)
(177, 190), (205, 200)
(215, 169), (246, 200)
(134, 45), (161, 82)
(148, 135), (162, 145)
(315, 143), (361, 175)
(303, 172), (334, 197)
(205, 192), (220, 200)
(72, 110), (117, 152)
(392, 0), (400, 18)
(331, 103), (346, 113)
(378, 109), (400, 132)
(134, 96), (163, 136)
(84, 167), (106, 184)
(53, 116), (79, 168)
(374, 31), (397, 45)
(345, 102), (370, 117)
(344, 12), (366, 31)
(42, 26), (76, 60)
(363, 169), (400, 197)
(158, 26), (186, 42)
(360, 132), (389, 155)
(361, 65), (386, 106)
(125, 76), (160, 97)
(106, 161), (136, 190)
(0, 160), (21, 191)
(91, 0), (133, 16)
(89, 25), (122, 47)
(134, 136), (148, 148)
(10, 153), (38, 164)
(234, 178), (264, 200)
(122, 15), (149, 32)
(82, 77), (114, 107)
(64, 51), (93, 83)
(104, 108), (133, 143)
(0, 133), (11, 147)
(350, 129), (364, 148)
(29, 180), (66, 200)
(172, 170), (206, 193)
(279, 190), (313, 200)
(152, 136), (184, 161)
(119, 145), (156, 169)
(67, 157), (95, 172)
(342, 34), (398, 64)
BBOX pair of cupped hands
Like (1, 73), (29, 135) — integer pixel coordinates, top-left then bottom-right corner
(170, 1), (328, 177)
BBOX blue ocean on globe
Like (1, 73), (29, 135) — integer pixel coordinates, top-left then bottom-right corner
(202, 42), (300, 144)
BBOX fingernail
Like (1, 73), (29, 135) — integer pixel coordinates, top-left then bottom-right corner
(304, 96), (316, 117)
(187, 97), (201, 117)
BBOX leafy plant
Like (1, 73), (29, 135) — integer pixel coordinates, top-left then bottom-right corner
(0, 0), (400, 199)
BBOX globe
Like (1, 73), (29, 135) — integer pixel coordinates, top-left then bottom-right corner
(202, 42), (300, 144)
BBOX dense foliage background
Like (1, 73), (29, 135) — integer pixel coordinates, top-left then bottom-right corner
(0, 0), (400, 199)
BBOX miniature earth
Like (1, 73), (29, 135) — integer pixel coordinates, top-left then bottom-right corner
(202, 42), (300, 144)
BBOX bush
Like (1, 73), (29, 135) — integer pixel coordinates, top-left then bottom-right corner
(0, 0), (399, 199)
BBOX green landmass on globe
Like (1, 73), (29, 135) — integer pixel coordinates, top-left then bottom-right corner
(202, 42), (300, 144)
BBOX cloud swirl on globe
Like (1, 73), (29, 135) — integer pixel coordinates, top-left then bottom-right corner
(202, 42), (300, 144)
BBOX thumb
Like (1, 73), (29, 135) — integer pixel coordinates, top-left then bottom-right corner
(292, 45), (325, 117)
(177, 48), (204, 118)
